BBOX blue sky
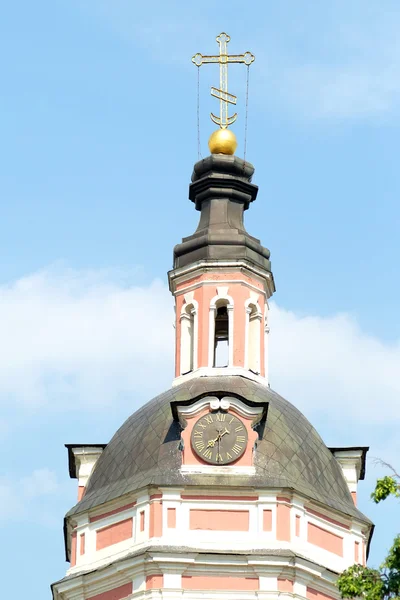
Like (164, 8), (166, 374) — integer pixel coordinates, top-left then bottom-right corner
(1, 1), (400, 597)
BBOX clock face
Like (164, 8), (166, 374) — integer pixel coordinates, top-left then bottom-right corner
(190, 410), (248, 465)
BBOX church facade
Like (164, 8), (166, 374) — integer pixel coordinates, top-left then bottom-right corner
(51, 35), (372, 600)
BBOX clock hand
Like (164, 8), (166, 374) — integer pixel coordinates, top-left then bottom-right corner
(206, 434), (221, 448)
(206, 427), (230, 448)
(219, 427), (230, 438)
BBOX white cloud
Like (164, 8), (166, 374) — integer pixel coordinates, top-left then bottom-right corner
(0, 267), (174, 411)
(269, 304), (400, 426)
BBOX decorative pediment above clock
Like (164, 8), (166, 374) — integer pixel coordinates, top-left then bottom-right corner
(171, 394), (267, 429)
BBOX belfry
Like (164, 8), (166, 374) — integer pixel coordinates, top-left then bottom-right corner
(52, 33), (373, 600)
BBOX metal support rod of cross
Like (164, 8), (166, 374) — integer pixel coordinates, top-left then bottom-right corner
(192, 32), (255, 129)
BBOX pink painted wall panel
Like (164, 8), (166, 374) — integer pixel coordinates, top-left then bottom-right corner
(149, 500), (162, 537)
(167, 507), (176, 528)
(355, 541), (360, 562)
(276, 502), (291, 541)
(189, 509), (249, 531)
(263, 509), (272, 531)
(80, 533), (85, 556)
(182, 576), (259, 590)
(306, 587), (336, 600)
(70, 532), (77, 567)
(307, 522), (343, 556)
(146, 575), (164, 589)
(88, 582), (133, 600)
(278, 579), (294, 592)
(96, 518), (133, 551)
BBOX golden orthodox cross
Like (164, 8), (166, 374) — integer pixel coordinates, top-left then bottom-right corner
(192, 32), (255, 129)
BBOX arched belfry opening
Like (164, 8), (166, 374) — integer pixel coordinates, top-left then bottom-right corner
(213, 301), (229, 367)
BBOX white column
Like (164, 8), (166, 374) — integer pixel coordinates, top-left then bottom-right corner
(244, 306), (251, 370)
(264, 311), (270, 383)
(227, 303), (234, 367)
(180, 312), (192, 375)
(192, 307), (198, 370)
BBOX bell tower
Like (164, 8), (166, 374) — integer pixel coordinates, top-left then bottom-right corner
(52, 32), (372, 600)
(169, 154), (275, 385)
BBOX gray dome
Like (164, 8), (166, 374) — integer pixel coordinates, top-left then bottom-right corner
(67, 376), (370, 523)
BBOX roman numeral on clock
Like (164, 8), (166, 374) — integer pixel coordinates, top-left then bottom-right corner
(195, 441), (205, 451)
(203, 448), (213, 459)
(232, 443), (243, 455)
(236, 435), (246, 443)
(215, 413), (226, 421)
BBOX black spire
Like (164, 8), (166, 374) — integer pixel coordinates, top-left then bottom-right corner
(173, 154), (274, 284)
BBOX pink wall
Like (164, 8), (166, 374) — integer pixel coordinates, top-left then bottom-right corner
(278, 579), (294, 592)
(78, 485), (85, 501)
(149, 500), (162, 537)
(96, 518), (133, 551)
(276, 500), (291, 541)
(263, 510), (272, 531)
(307, 587), (336, 600)
(189, 509), (249, 531)
(354, 541), (360, 563)
(70, 531), (77, 567)
(146, 575), (163, 589)
(167, 507), (176, 528)
(88, 582), (133, 600)
(307, 522), (343, 556)
(182, 576), (259, 590)
(80, 533), (85, 556)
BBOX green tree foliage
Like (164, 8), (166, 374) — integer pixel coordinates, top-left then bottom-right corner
(337, 466), (400, 600)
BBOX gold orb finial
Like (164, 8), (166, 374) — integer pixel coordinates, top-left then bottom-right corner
(208, 128), (237, 155)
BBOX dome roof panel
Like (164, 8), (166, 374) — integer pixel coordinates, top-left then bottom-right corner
(66, 377), (370, 524)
